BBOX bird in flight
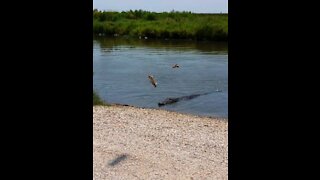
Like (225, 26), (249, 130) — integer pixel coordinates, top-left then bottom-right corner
(148, 75), (157, 87)
(172, 64), (180, 68)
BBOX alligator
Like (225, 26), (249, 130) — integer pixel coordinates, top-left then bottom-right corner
(158, 90), (222, 107)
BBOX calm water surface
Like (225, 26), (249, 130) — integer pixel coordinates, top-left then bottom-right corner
(93, 37), (228, 118)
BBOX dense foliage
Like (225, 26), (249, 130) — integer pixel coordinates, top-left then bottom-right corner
(93, 10), (228, 41)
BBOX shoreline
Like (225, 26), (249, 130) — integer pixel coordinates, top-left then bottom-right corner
(93, 35), (228, 43)
(107, 103), (228, 121)
(93, 105), (228, 179)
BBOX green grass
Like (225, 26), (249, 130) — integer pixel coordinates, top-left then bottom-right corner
(93, 91), (106, 106)
(93, 10), (228, 41)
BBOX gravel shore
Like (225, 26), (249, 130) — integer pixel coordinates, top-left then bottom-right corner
(93, 105), (228, 180)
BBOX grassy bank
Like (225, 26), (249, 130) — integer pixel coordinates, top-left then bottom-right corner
(93, 10), (228, 41)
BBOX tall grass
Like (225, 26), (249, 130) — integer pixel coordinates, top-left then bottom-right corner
(93, 10), (228, 41)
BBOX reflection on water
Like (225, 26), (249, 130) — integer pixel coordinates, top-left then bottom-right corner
(93, 37), (228, 118)
(94, 37), (228, 54)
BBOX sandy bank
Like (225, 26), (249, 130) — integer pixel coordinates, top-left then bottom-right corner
(93, 105), (228, 179)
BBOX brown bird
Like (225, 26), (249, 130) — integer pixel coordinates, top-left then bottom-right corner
(172, 64), (180, 68)
(148, 75), (157, 87)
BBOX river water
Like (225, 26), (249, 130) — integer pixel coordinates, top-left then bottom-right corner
(93, 37), (228, 118)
